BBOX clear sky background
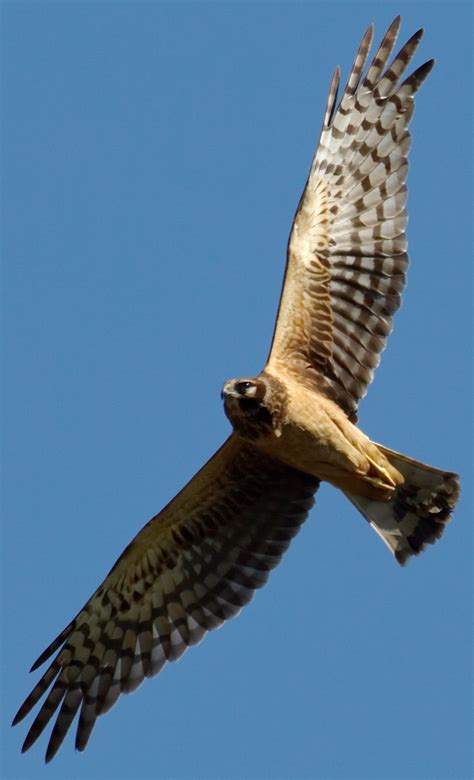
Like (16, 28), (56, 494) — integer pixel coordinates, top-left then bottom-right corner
(2, 2), (472, 779)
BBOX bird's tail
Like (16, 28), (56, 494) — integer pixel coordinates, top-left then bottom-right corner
(344, 446), (460, 565)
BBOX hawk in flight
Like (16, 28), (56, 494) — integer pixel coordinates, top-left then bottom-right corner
(14, 18), (459, 762)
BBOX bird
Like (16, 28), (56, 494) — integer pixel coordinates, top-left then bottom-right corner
(13, 17), (459, 763)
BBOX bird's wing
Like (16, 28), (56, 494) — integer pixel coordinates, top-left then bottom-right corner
(13, 435), (319, 762)
(267, 18), (433, 420)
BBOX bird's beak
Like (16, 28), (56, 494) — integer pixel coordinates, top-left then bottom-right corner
(221, 381), (236, 400)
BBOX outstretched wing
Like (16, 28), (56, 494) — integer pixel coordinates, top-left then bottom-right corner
(267, 18), (433, 420)
(13, 436), (319, 762)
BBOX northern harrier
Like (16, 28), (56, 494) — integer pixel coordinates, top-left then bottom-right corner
(14, 18), (459, 762)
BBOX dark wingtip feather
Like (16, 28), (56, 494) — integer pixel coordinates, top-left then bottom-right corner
(13, 697), (35, 727)
(29, 619), (75, 672)
(30, 646), (56, 674)
(408, 58), (436, 87)
(412, 27), (424, 43)
(12, 709), (23, 728)
(45, 742), (58, 764)
(30, 642), (60, 673)
(390, 16), (402, 34)
(21, 726), (38, 754)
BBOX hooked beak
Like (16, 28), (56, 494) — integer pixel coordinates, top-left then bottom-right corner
(221, 380), (237, 401)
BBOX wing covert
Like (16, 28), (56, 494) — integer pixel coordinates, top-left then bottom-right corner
(268, 18), (433, 419)
(13, 436), (319, 761)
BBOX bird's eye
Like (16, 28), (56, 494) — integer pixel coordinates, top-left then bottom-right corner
(236, 381), (254, 394)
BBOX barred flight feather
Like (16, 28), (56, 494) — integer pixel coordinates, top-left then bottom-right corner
(13, 436), (318, 761)
(268, 18), (434, 419)
(345, 448), (459, 565)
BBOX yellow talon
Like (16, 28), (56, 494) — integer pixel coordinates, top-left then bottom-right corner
(365, 453), (403, 488)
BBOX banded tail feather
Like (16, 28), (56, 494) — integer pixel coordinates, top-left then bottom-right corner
(345, 447), (459, 564)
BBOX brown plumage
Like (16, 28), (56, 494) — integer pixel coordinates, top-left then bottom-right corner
(13, 18), (459, 762)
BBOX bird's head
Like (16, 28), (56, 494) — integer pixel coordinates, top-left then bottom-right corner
(221, 374), (285, 440)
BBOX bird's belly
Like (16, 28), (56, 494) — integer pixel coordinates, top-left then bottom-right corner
(254, 414), (402, 499)
(267, 422), (361, 480)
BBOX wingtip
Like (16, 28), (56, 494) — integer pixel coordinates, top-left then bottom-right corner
(405, 29), (425, 60)
(12, 711), (22, 728)
(45, 744), (57, 764)
(418, 58), (436, 79)
(387, 16), (401, 37)
(21, 729), (36, 754)
(402, 58), (435, 89)
(362, 23), (374, 50)
(30, 649), (49, 672)
(12, 701), (28, 727)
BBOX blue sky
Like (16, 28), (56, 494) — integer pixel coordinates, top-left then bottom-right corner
(2, 2), (472, 779)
